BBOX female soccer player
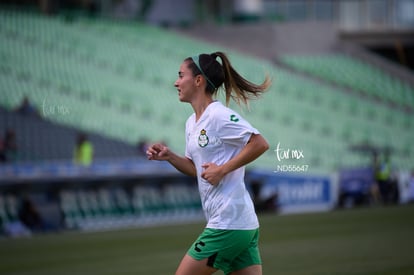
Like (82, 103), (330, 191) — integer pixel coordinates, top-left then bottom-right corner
(147, 52), (271, 275)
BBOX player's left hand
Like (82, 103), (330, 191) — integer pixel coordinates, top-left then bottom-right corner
(201, 162), (224, 186)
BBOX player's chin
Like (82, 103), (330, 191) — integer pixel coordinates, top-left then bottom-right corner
(178, 95), (188, 103)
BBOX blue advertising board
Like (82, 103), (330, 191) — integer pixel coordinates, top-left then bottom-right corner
(247, 170), (335, 214)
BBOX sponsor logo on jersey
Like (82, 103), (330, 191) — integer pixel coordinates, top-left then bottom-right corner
(230, 114), (239, 122)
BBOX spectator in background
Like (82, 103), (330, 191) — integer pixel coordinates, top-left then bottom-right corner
(370, 151), (381, 204)
(0, 136), (6, 162)
(14, 96), (41, 118)
(18, 197), (46, 233)
(250, 179), (278, 213)
(73, 132), (93, 166)
(0, 129), (19, 163)
(374, 150), (398, 204)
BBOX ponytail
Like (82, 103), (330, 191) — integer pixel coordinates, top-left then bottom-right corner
(186, 51), (271, 107)
(213, 52), (271, 106)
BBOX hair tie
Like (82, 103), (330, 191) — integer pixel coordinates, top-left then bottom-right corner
(191, 55), (216, 90)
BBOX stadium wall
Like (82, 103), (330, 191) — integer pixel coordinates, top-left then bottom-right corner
(2, 158), (411, 236)
(1, 158), (341, 236)
(0, 159), (203, 235)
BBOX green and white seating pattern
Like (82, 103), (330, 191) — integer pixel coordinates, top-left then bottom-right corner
(281, 54), (414, 110)
(1, 9), (413, 174)
(59, 185), (202, 231)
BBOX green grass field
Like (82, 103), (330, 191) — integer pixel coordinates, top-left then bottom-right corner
(1, 204), (414, 275)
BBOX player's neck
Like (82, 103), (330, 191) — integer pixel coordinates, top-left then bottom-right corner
(192, 96), (214, 122)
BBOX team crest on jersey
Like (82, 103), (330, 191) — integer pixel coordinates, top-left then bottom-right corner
(198, 129), (209, 147)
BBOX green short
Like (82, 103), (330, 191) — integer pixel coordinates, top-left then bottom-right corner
(187, 228), (261, 275)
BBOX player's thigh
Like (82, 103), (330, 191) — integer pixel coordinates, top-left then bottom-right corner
(175, 254), (218, 275)
(230, 264), (262, 275)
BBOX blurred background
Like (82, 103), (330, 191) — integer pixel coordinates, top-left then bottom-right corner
(0, 0), (413, 237)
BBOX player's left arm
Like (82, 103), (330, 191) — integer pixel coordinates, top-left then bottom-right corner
(201, 133), (269, 185)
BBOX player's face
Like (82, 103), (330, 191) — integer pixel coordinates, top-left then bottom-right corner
(174, 61), (197, 103)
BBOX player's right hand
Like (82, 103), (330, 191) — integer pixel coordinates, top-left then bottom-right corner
(146, 143), (170, 161)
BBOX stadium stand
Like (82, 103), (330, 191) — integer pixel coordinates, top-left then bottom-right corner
(0, 8), (413, 176)
(0, 107), (137, 161)
(280, 53), (414, 111)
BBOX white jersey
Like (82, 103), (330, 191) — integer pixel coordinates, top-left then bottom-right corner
(185, 101), (259, 230)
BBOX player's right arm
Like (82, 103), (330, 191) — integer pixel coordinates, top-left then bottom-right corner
(146, 143), (197, 177)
